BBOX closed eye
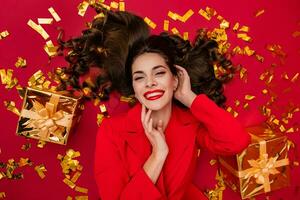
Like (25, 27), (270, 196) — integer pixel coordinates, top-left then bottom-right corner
(133, 76), (144, 81)
(155, 71), (166, 76)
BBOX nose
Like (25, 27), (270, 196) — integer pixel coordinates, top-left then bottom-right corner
(146, 76), (157, 88)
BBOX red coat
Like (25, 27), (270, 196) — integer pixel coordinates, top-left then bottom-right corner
(94, 94), (251, 200)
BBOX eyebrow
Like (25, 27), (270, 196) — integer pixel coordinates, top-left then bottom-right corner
(132, 65), (167, 75)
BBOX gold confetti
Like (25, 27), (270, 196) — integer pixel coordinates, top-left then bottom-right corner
(292, 31), (300, 38)
(237, 33), (251, 42)
(255, 54), (264, 62)
(163, 20), (169, 31)
(245, 95), (256, 100)
(37, 140), (46, 148)
(0, 192), (6, 198)
(4, 101), (20, 116)
(38, 18), (54, 24)
(266, 44), (286, 59)
(233, 23), (239, 31)
(183, 32), (189, 40)
(210, 159), (217, 166)
(99, 104), (107, 113)
(15, 57), (27, 68)
(180, 9), (194, 22)
(171, 27), (180, 35)
(234, 100), (240, 107)
(75, 196), (88, 200)
(255, 9), (265, 17)
(110, 1), (119, 9)
(34, 164), (47, 179)
(0, 30), (9, 40)
(291, 73), (299, 82)
(71, 171), (81, 183)
(27, 19), (49, 40)
(75, 186), (88, 194)
(44, 40), (58, 57)
(144, 17), (156, 29)
(67, 196), (73, 200)
(97, 113), (105, 125)
(243, 102), (249, 109)
(219, 19), (230, 29)
(239, 67), (247, 82)
(78, 1), (89, 17)
(198, 9), (211, 20)
(119, 1), (125, 11)
(239, 25), (249, 32)
(48, 7), (61, 22)
(19, 158), (32, 167)
(21, 143), (31, 151)
(243, 46), (255, 56)
(262, 89), (268, 94)
(0, 69), (18, 89)
(63, 178), (76, 189)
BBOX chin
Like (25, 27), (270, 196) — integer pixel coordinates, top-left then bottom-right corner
(140, 96), (172, 111)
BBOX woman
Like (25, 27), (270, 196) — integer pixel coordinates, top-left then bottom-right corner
(94, 35), (251, 200)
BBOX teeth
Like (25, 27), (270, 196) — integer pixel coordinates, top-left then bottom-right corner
(146, 92), (163, 98)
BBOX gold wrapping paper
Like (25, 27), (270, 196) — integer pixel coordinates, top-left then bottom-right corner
(218, 125), (290, 199)
(16, 87), (83, 145)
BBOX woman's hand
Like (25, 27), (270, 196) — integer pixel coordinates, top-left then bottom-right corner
(141, 104), (169, 158)
(174, 65), (197, 108)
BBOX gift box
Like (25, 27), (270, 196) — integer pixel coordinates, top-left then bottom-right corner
(16, 87), (84, 145)
(218, 125), (290, 199)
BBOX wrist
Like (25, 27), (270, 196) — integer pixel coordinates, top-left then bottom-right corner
(180, 91), (197, 108)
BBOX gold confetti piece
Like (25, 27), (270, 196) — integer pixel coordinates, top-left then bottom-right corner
(34, 164), (47, 179)
(75, 186), (88, 194)
(144, 17), (156, 29)
(171, 27), (180, 35)
(94, 12), (105, 19)
(0, 69), (18, 89)
(237, 33), (251, 42)
(67, 196), (73, 200)
(0, 30), (9, 40)
(119, 1), (125, 11)
(21, 143), (31, 151)
(63, 178), (76, 189)
(15, 57), (27, 68)
(163, 20), (169, 31)
(19, 158), (32, 167)
(266, 74), (274, 84)
(0, 192), (6, 198)
(234, 100), (240, 107)
(292, 31), (300, 38)
(99, 104), (107, 113)
(97, 113), (105, 125)
(279, 125), (286, 132)
(48, 7), (61, 22)
(266, 44), (286, 58)
(291, 73), (299, 82)
(75, 196), (88, 200)
(37, 18), (54, 24)
(180, 9), (194, 22)
(243, 46), (255, 56)
(272, 118), (280, 125)
(110, 1), (119, 9)
(168, 11), (179, 20)
(233, 23), (239, 31)
(4, 101), (20, 116)
(219, 19), (230, 29)
(282, 72), (289, 80)
(232, 46), (242, 55)
(239, 67), (247, 82)
(198, 9), (211, 21)
(27, 19), (49, 40)
(44, 40), (58, 57)
(262, 89), (268, 94)
(243, 103), (249, 109)
(78, 1), (89, 17)
(77, 165), (83, 171)
(239, 25), (249, 32)
(183, 32), (189, 40)
(37, 140), (46, 148)
(293, 161), (299, 166)
(71, 171), (81, 183)
(255, 9), (265, 17)
(255, 54), (264, 62)
(209, 159), (217, 166)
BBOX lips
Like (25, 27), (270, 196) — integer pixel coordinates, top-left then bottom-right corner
(143, 89), (165, 101)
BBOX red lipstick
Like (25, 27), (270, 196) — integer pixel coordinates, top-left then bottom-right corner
(143, 89), (165, 101)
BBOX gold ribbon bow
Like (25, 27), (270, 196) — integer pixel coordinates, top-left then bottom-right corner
(219, 136), (289, 197)
(21, 94), (72, 141)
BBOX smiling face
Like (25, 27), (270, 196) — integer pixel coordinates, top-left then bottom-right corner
(131, 52), (178, 111)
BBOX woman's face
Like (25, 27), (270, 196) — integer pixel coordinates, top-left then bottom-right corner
(131, 52), (178, 111)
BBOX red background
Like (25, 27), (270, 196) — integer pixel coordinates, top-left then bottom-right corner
(0, 0), (299, 199)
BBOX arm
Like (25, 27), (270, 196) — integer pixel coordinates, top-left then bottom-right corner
(94, 119), (166, 200)
(190, 94), (251, 155)
(174, 65), (250, 155)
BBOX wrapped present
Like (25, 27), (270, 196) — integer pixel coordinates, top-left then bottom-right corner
(218, 125), (290, 199)
(16, 87), (84, 145)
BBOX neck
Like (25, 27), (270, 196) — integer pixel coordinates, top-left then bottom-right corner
(150, 102), (172, 131)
